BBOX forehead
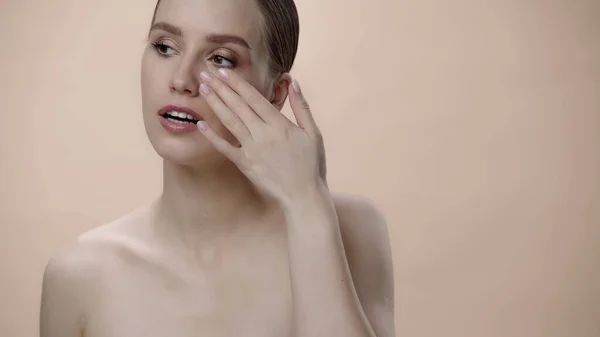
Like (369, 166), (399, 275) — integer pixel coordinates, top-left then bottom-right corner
(154, 0), (264, 47)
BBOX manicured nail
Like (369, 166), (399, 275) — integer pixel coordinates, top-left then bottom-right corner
(200, 83), (211, 95)
(200, 71), (212, 82)
(197, 121), (208, 131)
(218, 68), (229, 79)
(292, 79), (301, 94)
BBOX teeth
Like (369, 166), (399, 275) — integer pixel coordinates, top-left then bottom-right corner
(166, 111), (197, 121)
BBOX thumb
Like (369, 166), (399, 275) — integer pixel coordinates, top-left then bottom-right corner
(289, 79), (318, 135)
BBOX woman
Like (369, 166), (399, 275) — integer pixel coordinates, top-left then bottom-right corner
(40, 0), (395, 336)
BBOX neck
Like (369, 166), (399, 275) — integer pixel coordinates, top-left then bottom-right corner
(152, 159), (274, 245)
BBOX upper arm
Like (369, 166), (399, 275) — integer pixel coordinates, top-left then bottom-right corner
(40, 245), (96, 337)
(335, 195), (396, 337)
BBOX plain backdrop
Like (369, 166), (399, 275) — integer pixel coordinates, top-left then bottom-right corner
(1, 0), (599, 336)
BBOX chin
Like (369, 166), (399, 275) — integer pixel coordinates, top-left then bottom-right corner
(154, 136), (223, 166)
(144, 124), (220, 167)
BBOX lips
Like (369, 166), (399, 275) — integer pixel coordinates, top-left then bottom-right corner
(158, 105), (203, 133)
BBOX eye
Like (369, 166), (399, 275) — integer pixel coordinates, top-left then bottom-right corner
(152, 42), (177, 57)
(210, 54), (236, 68)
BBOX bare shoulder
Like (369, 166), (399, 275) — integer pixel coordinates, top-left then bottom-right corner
(332, 193), (392, 272)
(45, 205), (155, 274)
(332, 192), (393, 275)
(332, 192), (393, 280)
(41, 233), (110, 313)
(46, 206), (152, 269)
(332, 192), (396, 336)
(40, 230), (111, 337)
(40, 207), (152, 336)
(332, 193), (390, 243)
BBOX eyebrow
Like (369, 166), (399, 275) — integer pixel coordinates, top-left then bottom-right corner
(149, 21), (252, 50)
(206, 33), (252, 50)
(149, 22), (182, 37)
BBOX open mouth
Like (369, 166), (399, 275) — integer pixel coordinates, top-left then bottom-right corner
(161, 111), (200, 124)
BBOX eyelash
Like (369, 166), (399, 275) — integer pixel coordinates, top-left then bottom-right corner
(150, 42), (237, 68)
(151, 42), (175, 57)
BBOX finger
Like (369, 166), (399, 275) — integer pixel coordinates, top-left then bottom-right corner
(201, 71), (264, 135)
(196, 121), (242, 163)
(289, 79), (319, 136)
(215, 69), (286, 126)
(200, 82), (252, 144)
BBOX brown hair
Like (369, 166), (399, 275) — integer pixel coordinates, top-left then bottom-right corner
(151, 0), (300, 76)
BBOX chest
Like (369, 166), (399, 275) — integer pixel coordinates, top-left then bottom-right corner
(86, 243), (293, 337)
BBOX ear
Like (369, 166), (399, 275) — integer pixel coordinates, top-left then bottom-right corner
(269, 73), (292, 111)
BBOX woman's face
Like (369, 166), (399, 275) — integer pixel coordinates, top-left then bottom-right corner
(141, 0), (279, 167)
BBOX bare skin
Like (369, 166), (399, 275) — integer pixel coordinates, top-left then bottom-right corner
(40, 193), (394, 337)
(40, 0), (395, 336)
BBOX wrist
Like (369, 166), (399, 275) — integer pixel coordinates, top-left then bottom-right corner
(279, 180), (341, 246)
(278, 179), (334, 219)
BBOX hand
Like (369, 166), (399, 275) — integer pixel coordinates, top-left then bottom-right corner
(196, 68), (327, 206)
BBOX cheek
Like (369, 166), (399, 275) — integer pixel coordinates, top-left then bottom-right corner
(254, 70), (276, 99)
(140, 53), (154, 94)
(140, 56), (165, 123)
(241, 73), (271, 99)
(233, 60), (271, 94)
(141, 54), (166, 101)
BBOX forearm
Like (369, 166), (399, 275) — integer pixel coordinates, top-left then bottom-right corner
(280, 184), (376, 337)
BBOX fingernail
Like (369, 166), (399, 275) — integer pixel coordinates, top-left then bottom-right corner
(218, 68), (228, 79)
(200, 71), (212, 82)
(200, 83), (211, 95)
(197, 121), (208, 131)
(292, 79), (301, 94)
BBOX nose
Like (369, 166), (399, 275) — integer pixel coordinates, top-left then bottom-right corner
(169, 61), (200, 97)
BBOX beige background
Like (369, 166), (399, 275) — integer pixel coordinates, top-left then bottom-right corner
(1, 0), (599, 336)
